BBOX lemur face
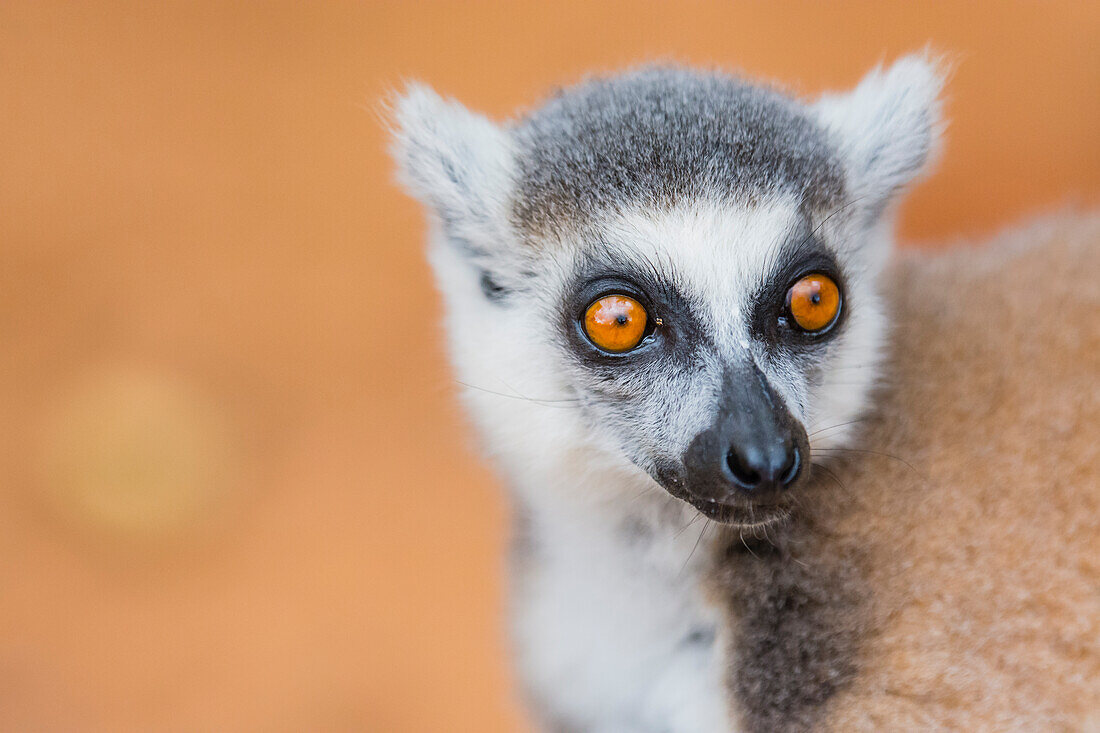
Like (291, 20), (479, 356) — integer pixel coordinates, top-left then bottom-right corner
(392, 58), (941, 526)
(548, 199), (860, 524)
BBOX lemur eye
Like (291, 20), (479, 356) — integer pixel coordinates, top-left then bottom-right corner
(583, 295), (648, 353)
(786, 273), (841, 333)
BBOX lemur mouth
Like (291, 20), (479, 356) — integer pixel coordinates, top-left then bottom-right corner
(685, 495), (794, 528)
(651, 465), (799, 528)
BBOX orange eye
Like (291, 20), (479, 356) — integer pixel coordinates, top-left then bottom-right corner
(787, 273), (841, 333)
(583, 295), (649, 353)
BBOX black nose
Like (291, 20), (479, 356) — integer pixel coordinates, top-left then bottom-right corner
(678, 362), (810, 510)
(725, 441), (801, 493)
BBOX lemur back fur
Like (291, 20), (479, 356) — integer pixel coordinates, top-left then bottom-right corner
(713, 213), (1100, 730)
(389, 57), (1099, 731)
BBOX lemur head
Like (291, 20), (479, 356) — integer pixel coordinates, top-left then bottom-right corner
(391, 56), (942, 527)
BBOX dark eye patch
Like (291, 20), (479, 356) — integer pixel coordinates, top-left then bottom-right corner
(749, 222), (847, 353)
(559, 248), (707, 378)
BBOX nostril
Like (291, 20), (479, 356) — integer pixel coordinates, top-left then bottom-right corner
(779, 446), (802, 487)
(725, 448), (763, 489)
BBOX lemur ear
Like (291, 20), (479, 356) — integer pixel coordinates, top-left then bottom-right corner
(389, 83), (515, 245)
(814, 54), (946, 214)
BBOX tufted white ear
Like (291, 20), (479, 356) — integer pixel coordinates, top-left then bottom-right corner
(815, 54), (946, 214)
(389, 83), (516, 248)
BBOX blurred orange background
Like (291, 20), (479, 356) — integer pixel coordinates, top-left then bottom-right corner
(1, 2), (1096, 730)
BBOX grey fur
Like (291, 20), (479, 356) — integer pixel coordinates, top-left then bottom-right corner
(714, 512), (870, 733)
(511, 66), (846, 235)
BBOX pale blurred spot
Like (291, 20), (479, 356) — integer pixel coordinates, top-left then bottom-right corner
(35, 365), (240, 541)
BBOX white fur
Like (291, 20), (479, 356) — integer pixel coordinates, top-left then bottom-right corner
(428, 224), (735, 732)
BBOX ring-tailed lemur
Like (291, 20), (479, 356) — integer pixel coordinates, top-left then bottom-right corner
(389, 56), (1100, 730)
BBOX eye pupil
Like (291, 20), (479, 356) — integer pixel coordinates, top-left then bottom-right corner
(810, 293), (821, 305)
(583, 295), (649, 353)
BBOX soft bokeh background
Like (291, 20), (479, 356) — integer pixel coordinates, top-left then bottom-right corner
(1, 2), (1097, 730)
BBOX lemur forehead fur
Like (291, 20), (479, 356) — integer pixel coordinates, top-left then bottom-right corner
(391, 55), (948, 732)
(511, 67), (846, 236)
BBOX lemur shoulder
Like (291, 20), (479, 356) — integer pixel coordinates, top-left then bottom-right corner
(390, 56), (1100, 731)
